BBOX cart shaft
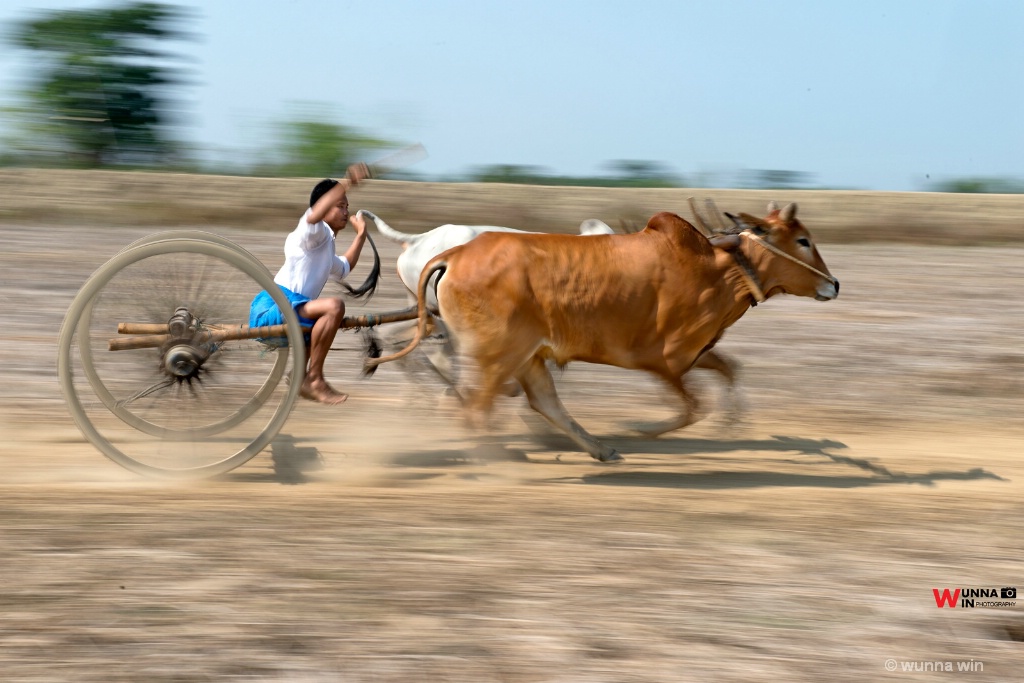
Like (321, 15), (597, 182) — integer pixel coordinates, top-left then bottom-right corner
(109, 305), (421, 351)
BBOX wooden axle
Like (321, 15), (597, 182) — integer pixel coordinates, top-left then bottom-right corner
(109, 305), (420, 351)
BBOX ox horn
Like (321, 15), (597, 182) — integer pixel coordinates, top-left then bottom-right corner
(725, 212), (746, 230)
(686, 197), (713, 237)
(779, 203), (798, 222)
(705, 198), (728, 233)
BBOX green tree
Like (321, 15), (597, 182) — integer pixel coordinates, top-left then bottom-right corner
(252, 105), (394, 177)
(602, 160), (682, 188)
(6, 2), (194, 167)
(470, 164), (550, 184)
(932, 176), (1024, 194)
(467, 161), (683, 188)
(742, 169), (813, 190)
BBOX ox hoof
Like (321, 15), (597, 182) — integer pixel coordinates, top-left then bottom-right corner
(595, 450), (624, 463)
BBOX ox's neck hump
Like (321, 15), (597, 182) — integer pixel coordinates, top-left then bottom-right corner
(643, 212), (715, 258)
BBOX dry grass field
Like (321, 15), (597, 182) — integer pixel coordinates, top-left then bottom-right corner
(4, 168), (1024, 243)
(0, 172), (1022, 681)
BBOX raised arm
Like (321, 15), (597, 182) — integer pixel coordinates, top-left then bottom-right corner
(307, 162), (369, 224)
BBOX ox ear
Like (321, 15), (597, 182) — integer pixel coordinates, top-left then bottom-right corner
(767, 200), (779, 214)
(779, 202), (797, 223)
(726, 212), (768, 236)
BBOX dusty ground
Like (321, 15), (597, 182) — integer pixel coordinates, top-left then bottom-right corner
(1, 215), (1023, 682)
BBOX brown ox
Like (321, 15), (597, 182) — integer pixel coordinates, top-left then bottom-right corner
(367, 203), (838, 462)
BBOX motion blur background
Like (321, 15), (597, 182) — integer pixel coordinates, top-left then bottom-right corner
(1, 3), (1023, 682)
(1, 0), (1022, 191)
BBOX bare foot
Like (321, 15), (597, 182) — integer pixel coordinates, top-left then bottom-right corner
(299, 377), (348, 405)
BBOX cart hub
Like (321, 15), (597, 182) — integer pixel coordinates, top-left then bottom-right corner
(164, 344), (206, 379)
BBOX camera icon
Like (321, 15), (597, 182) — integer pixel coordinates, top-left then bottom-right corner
(1000, 587), (1016, 599)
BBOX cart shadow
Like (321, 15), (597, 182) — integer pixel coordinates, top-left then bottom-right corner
(218, 432), (1007, 491)
(218, 433), (325, 485)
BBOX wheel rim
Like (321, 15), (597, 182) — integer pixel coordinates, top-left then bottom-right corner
(87, 230), (288, 437)
(58, 237), (305, 479)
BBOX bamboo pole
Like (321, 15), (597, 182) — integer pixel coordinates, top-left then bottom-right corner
(108, 305), (421, 351)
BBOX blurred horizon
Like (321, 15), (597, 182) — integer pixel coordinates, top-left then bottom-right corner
(1, 1), (1022, 192)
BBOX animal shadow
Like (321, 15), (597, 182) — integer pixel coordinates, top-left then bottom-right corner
(575, 434), (1005, 490)
(387, 438), (530, 468)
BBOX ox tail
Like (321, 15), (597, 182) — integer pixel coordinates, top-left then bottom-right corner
(367, 210), (424, 246)
(363, 257), (447, 373)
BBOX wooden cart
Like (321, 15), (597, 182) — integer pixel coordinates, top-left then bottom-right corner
(57, 231), (416, 479)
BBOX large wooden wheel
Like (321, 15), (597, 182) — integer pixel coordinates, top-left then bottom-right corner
(58, 236), (306, 479)
(82, 231), (289, 438)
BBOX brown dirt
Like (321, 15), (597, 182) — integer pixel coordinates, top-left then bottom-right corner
(1, 201), (1023, 681)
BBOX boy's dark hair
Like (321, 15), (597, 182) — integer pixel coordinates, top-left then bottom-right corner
(310, 178), (339, 208)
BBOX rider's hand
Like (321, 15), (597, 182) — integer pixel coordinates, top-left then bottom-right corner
(350, 210), (367, 236)
(346, 162), (370, 186)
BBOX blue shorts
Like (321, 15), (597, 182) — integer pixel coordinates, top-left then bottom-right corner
(249, 285), (315, 344)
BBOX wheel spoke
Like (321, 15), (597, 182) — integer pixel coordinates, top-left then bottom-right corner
(115, 377), (176, 407)
(58, 235), (304, 479)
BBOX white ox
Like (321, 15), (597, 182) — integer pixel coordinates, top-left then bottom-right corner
(363, 212), (614, 309)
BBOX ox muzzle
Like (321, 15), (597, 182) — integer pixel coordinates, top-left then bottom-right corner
(816, 278), (839, 301)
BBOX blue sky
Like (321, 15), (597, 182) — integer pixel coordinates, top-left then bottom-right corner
(1, 0), (1022, 190)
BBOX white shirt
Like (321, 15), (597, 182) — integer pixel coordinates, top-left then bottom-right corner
(273, 209), (351, 299)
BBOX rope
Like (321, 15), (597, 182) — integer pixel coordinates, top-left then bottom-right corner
(741, 231), (838, 286)
(730, 249), (765, 304)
